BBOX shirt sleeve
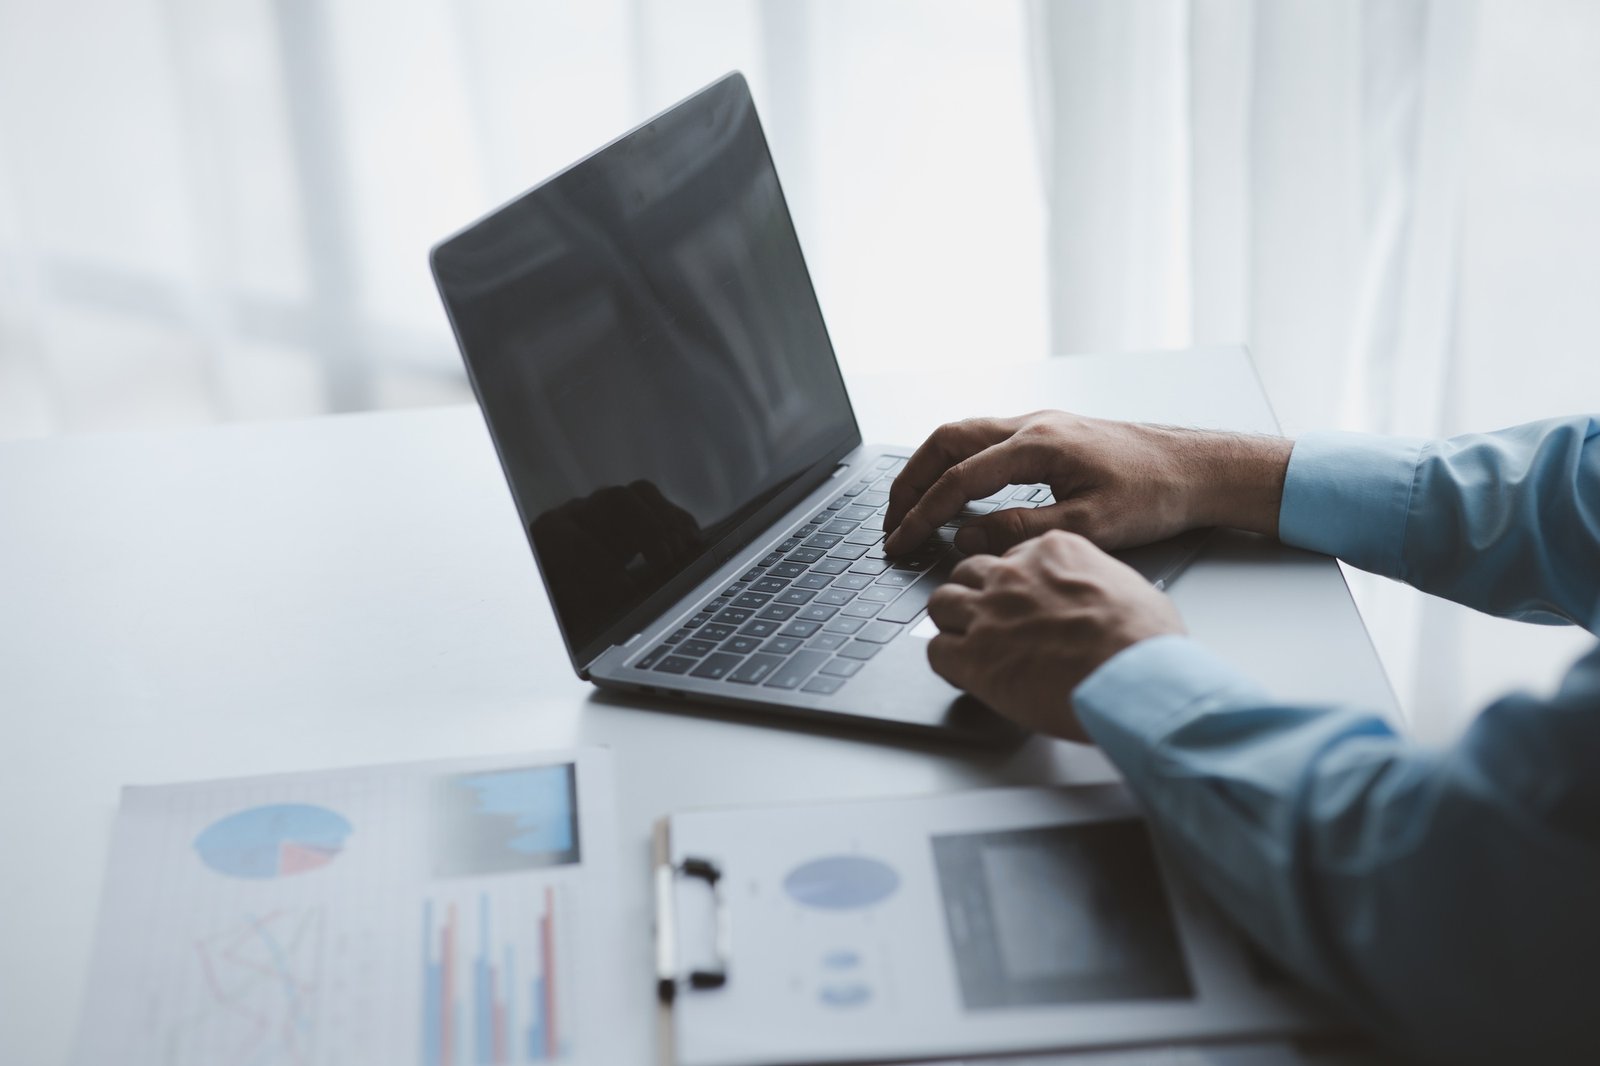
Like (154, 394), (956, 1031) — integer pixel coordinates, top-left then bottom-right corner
(1280, 416), (1600, 630)
(1074, 634), (1600, 1064)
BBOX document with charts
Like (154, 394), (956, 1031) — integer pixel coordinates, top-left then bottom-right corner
(72, 749), (622, 1066)
(657, 784), (1333, 1066)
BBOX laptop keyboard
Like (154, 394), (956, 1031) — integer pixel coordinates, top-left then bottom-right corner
(629, 455), (1055, 697)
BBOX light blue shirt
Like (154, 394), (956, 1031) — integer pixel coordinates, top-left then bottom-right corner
(1074, 417), (1600, 1064)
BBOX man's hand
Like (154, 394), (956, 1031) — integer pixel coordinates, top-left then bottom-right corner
(925, 530), (1185, 740)
(883, 411), (1293, 556)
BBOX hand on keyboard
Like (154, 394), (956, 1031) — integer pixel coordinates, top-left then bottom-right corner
(881, 412), (1291, 557)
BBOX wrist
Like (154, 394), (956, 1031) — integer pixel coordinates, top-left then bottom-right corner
(1182, 431), (1295, 536)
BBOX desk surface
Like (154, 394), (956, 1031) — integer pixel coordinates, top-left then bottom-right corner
(0, 348), (1396, 1064)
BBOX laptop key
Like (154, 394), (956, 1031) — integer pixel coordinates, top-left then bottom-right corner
(841, 601), (882, 618)
(839, 504), (876, 522)
(797, 604), (838, 622)
(857, 491), (889, 506)
(778, 619), (823, 638)
(876, 570), (919, 588)
(858, 586), (901, 604)
(819, 657), (864, 677)
(714, 607), (753, 625)
(728, 653), (785, 684)
(654, 654), (699, 674)
(690, 612), (715, 627)
(793, 572), (834, 589)
(778, 538), (803, 552)
(664, 626), (696, 643)
(633, 645), (671, 670)
(678, 638), (719, 656)
(720, 635), (763, 655)
(776, 588), (816, 605)
(855, 621), (901, 644)
(806, 632), (849, 652)
(823, 615), (866, 635)
(811, 558), (851, 575)
(732, 592), (771, 609)
(891, 556), (936, 572)
(771, 561), (809, 578)
(878, 570), (946, 624)
(850, 558), (890, 575)
(832, 573), (873, 590)
(761, 636), (803, 655)
(752, 577), (789, 594)
(788, 547), (826, 564)
(815, 588), (856, 606)
(836, 641), (881, 661)
(804, 533), (843, 549)
(698, 622), (737, 641)
(763, 651), (829, 690)
(738, 618), (781, 639)
(821, 520), (857, 535)
(843, 529), (882, 546)
(757, 603), (799, 621)
(690, 652), (744, 680)
(801, 674), (846, 696)
(760, 553), (785, 567)
(828, 543), (869, 560)
(741, 567), (765, 582)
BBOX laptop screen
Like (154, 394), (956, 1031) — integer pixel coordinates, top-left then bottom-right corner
(432, 74), (859, 667)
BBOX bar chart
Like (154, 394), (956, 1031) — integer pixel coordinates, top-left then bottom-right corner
(421, 886), (569, 1065)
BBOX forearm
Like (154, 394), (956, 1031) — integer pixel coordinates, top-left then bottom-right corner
(1074, 636), (1600, 1063)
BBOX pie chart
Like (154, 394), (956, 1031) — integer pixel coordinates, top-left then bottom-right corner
(194, 803), (352, 879)
(784, 855), (900, 910)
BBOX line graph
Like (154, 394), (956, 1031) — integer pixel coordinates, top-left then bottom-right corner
(162, 908), (323, 1065)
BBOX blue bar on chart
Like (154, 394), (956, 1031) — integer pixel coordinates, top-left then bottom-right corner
(421, 888), (565, 1066)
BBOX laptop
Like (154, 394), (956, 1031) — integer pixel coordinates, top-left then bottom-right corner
(430, 72), (1205, 742)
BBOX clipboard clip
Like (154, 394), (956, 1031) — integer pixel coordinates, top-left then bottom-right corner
(655, 855), (731, 1002)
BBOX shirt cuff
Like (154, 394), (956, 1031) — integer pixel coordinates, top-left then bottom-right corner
(1278, 431), (1427, 579)
(1073, 635), (1272, 777)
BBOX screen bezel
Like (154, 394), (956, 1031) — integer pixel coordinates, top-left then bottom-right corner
(430, 72), (862, 674)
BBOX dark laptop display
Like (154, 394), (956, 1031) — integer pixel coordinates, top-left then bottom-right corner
(432, 74), (859, 668)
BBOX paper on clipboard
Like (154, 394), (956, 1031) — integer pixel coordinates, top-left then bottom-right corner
(656, 785), (1334, 1066)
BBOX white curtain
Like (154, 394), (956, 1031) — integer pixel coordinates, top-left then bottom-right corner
(0, 0), (1046, 436)
(1030, 0), (1477, 438)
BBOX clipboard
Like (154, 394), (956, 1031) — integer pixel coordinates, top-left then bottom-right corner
(652, 785), (1334, 1066)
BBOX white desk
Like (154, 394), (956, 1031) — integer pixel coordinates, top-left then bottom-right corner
(0, 348), (1395, 1065)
